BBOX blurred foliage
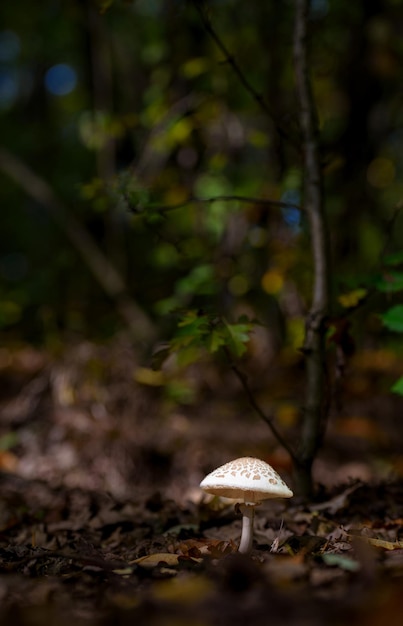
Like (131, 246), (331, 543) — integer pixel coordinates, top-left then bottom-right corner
(170, 309), (254, 359)
(1, 0), (403, 379)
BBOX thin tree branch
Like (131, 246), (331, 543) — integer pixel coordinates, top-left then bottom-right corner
(224, 349), (299, 464)
(294, 2), (328, 316)
(193, 2), (297, 147)
(0, 147), (155, 341)
(134, 195), (302, 215)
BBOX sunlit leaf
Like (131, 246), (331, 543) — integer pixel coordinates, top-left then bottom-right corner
(350, 535), (403, 550)
(171, 312), (209, 351)
(207, 328), (226, 353)
(224, 321), (252, 357)
(380, 305), (403, 332)
(132, 553), (181, 568)
(338, 288), (367, 308)
(177, 310), (203, 328)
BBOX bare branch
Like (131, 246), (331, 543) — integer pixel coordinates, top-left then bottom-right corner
(136, 194), (302, 215)
(193, 2), (297, 146)
(223, 349), (299, 464)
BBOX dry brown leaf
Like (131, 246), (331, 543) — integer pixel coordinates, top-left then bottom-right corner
(349, 535), (403, 551)
(131, 553), (181, 567)
(131, 552), (202, 568)
(178, 538), (236, 558)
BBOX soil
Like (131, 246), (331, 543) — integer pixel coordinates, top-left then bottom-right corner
(0, 339), (403, 625)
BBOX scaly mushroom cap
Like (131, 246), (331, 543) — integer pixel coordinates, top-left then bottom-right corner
(200, 457), (293, 504)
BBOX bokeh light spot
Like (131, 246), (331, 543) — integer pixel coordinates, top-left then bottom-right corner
(228, 274), (249, 296)
(281, 190), (301, 233)
(44, 64), (77, 96)
(261, 269), (284, 295)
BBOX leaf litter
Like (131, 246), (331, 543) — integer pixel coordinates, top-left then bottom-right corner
(0, 342), (403, 624)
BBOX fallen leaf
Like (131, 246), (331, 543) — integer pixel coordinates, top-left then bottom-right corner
(179, 538), (235, 558)
(112, 567), (135, 576)
(131, 553), (180, 568)
(131, 552), (202, 568)
(350, 536), (403, 551)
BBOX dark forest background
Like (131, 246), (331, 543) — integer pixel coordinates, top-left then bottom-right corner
(1, 0), (403, 493)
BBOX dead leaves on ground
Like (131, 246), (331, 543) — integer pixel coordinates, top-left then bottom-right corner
(0, 478), (403, 625)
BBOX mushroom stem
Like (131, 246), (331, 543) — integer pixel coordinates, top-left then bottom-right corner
(238, 503), (255, 554)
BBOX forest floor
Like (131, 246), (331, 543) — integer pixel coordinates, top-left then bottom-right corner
(0, 337), (403, 625)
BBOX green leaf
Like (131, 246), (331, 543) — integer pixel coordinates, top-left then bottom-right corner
(207, 328), (227, 353)
(322, 553), (360, 572)
(391, 377), (403, 396)
(177, 310), (202, 328)
(170, 310), (209, 351)
(224, 321), (252, 357)
(380, 305), (403, 332)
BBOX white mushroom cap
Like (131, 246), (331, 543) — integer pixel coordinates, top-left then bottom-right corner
(200, 457), (293, 504)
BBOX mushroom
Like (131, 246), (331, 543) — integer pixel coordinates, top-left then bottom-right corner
(200, 456), (293, 554)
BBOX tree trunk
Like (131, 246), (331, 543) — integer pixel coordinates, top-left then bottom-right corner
(293, 0), (330, 496)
